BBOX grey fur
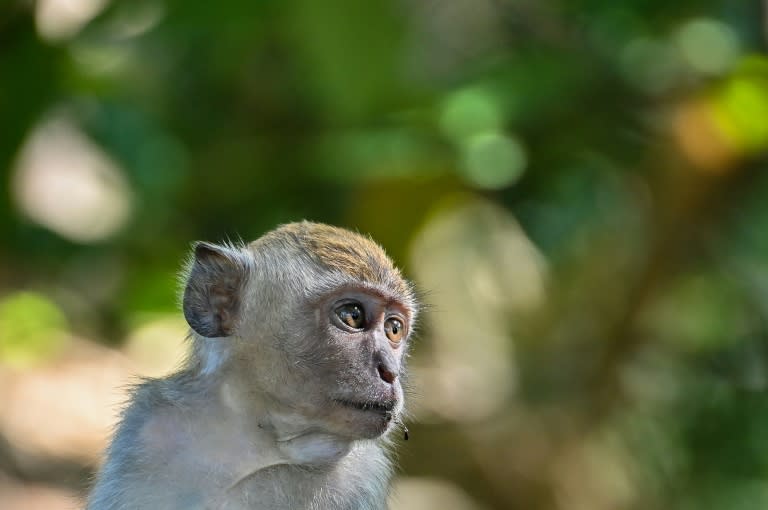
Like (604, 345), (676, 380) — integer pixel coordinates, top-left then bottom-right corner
(87, 222), (418, 510)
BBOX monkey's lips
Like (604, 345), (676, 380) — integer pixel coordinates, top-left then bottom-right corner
(333, 398), (397, 416)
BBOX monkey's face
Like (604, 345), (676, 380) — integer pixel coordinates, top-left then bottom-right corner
(267, 285), (413, 440)
(317, 286), (411, 439)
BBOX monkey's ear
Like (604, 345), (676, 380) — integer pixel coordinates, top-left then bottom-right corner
(182, 242), (249, 338)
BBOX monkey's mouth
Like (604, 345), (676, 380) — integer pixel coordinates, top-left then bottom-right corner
(333, 398), (396, 415)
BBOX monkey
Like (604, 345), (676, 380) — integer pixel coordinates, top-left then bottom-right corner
(86, 221), (418, 510)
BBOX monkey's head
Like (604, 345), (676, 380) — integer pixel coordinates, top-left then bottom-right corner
(182, 222), (418, 443)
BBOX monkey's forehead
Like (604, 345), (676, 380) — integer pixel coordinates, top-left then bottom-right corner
(250, 221), (414, 298)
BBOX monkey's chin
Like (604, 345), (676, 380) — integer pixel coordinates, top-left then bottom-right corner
(330, 399), (399, 439)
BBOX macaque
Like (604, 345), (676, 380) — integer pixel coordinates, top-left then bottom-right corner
(86, 222), (418, 510)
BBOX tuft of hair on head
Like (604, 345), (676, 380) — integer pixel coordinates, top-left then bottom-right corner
(255, 221), (416, 304)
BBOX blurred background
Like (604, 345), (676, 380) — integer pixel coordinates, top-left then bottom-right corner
(1, 0), (768, 508)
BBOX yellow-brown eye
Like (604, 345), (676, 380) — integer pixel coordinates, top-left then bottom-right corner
(336, 303), (365, 329)
(384, 317), (404, 344)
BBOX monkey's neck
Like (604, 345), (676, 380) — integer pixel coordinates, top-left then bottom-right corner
(212, 377), (355, 468)
(269, 417), (354, 465)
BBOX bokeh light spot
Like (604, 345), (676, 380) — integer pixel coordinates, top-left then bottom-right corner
(439, 88), (503, 142)
(673, 98), (736, 172)
(460, 132), (526, 189)
(12, 113), (133, 243)
(109, 1), (165, 40)
(409, 197), (547, 423)
(123, 316), (188, 378)
(36, 0), (110, 42)
(0, 292), (69, 367)
(676, 18), (739, 75)
(713, 75), (768, 153)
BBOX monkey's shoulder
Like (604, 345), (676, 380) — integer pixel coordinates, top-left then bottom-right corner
(88, 376), (209, 505)
(112, 375), (198, 451)
(92, 378), (394, 510)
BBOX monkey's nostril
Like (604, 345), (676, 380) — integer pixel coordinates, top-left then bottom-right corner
(377, 364), (396, 384)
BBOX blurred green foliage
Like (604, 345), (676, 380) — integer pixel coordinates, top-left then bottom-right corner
(0, 291), (69, 366)
(1, 0), (768, 509)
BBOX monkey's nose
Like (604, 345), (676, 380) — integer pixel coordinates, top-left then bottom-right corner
(377, 364), (397, 384)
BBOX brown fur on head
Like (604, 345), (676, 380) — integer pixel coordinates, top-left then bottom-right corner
(252, 221), (414, 300)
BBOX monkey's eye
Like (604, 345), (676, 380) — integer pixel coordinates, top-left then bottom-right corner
(335, 303), (365, 329)
(384, 317), (405, 344)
